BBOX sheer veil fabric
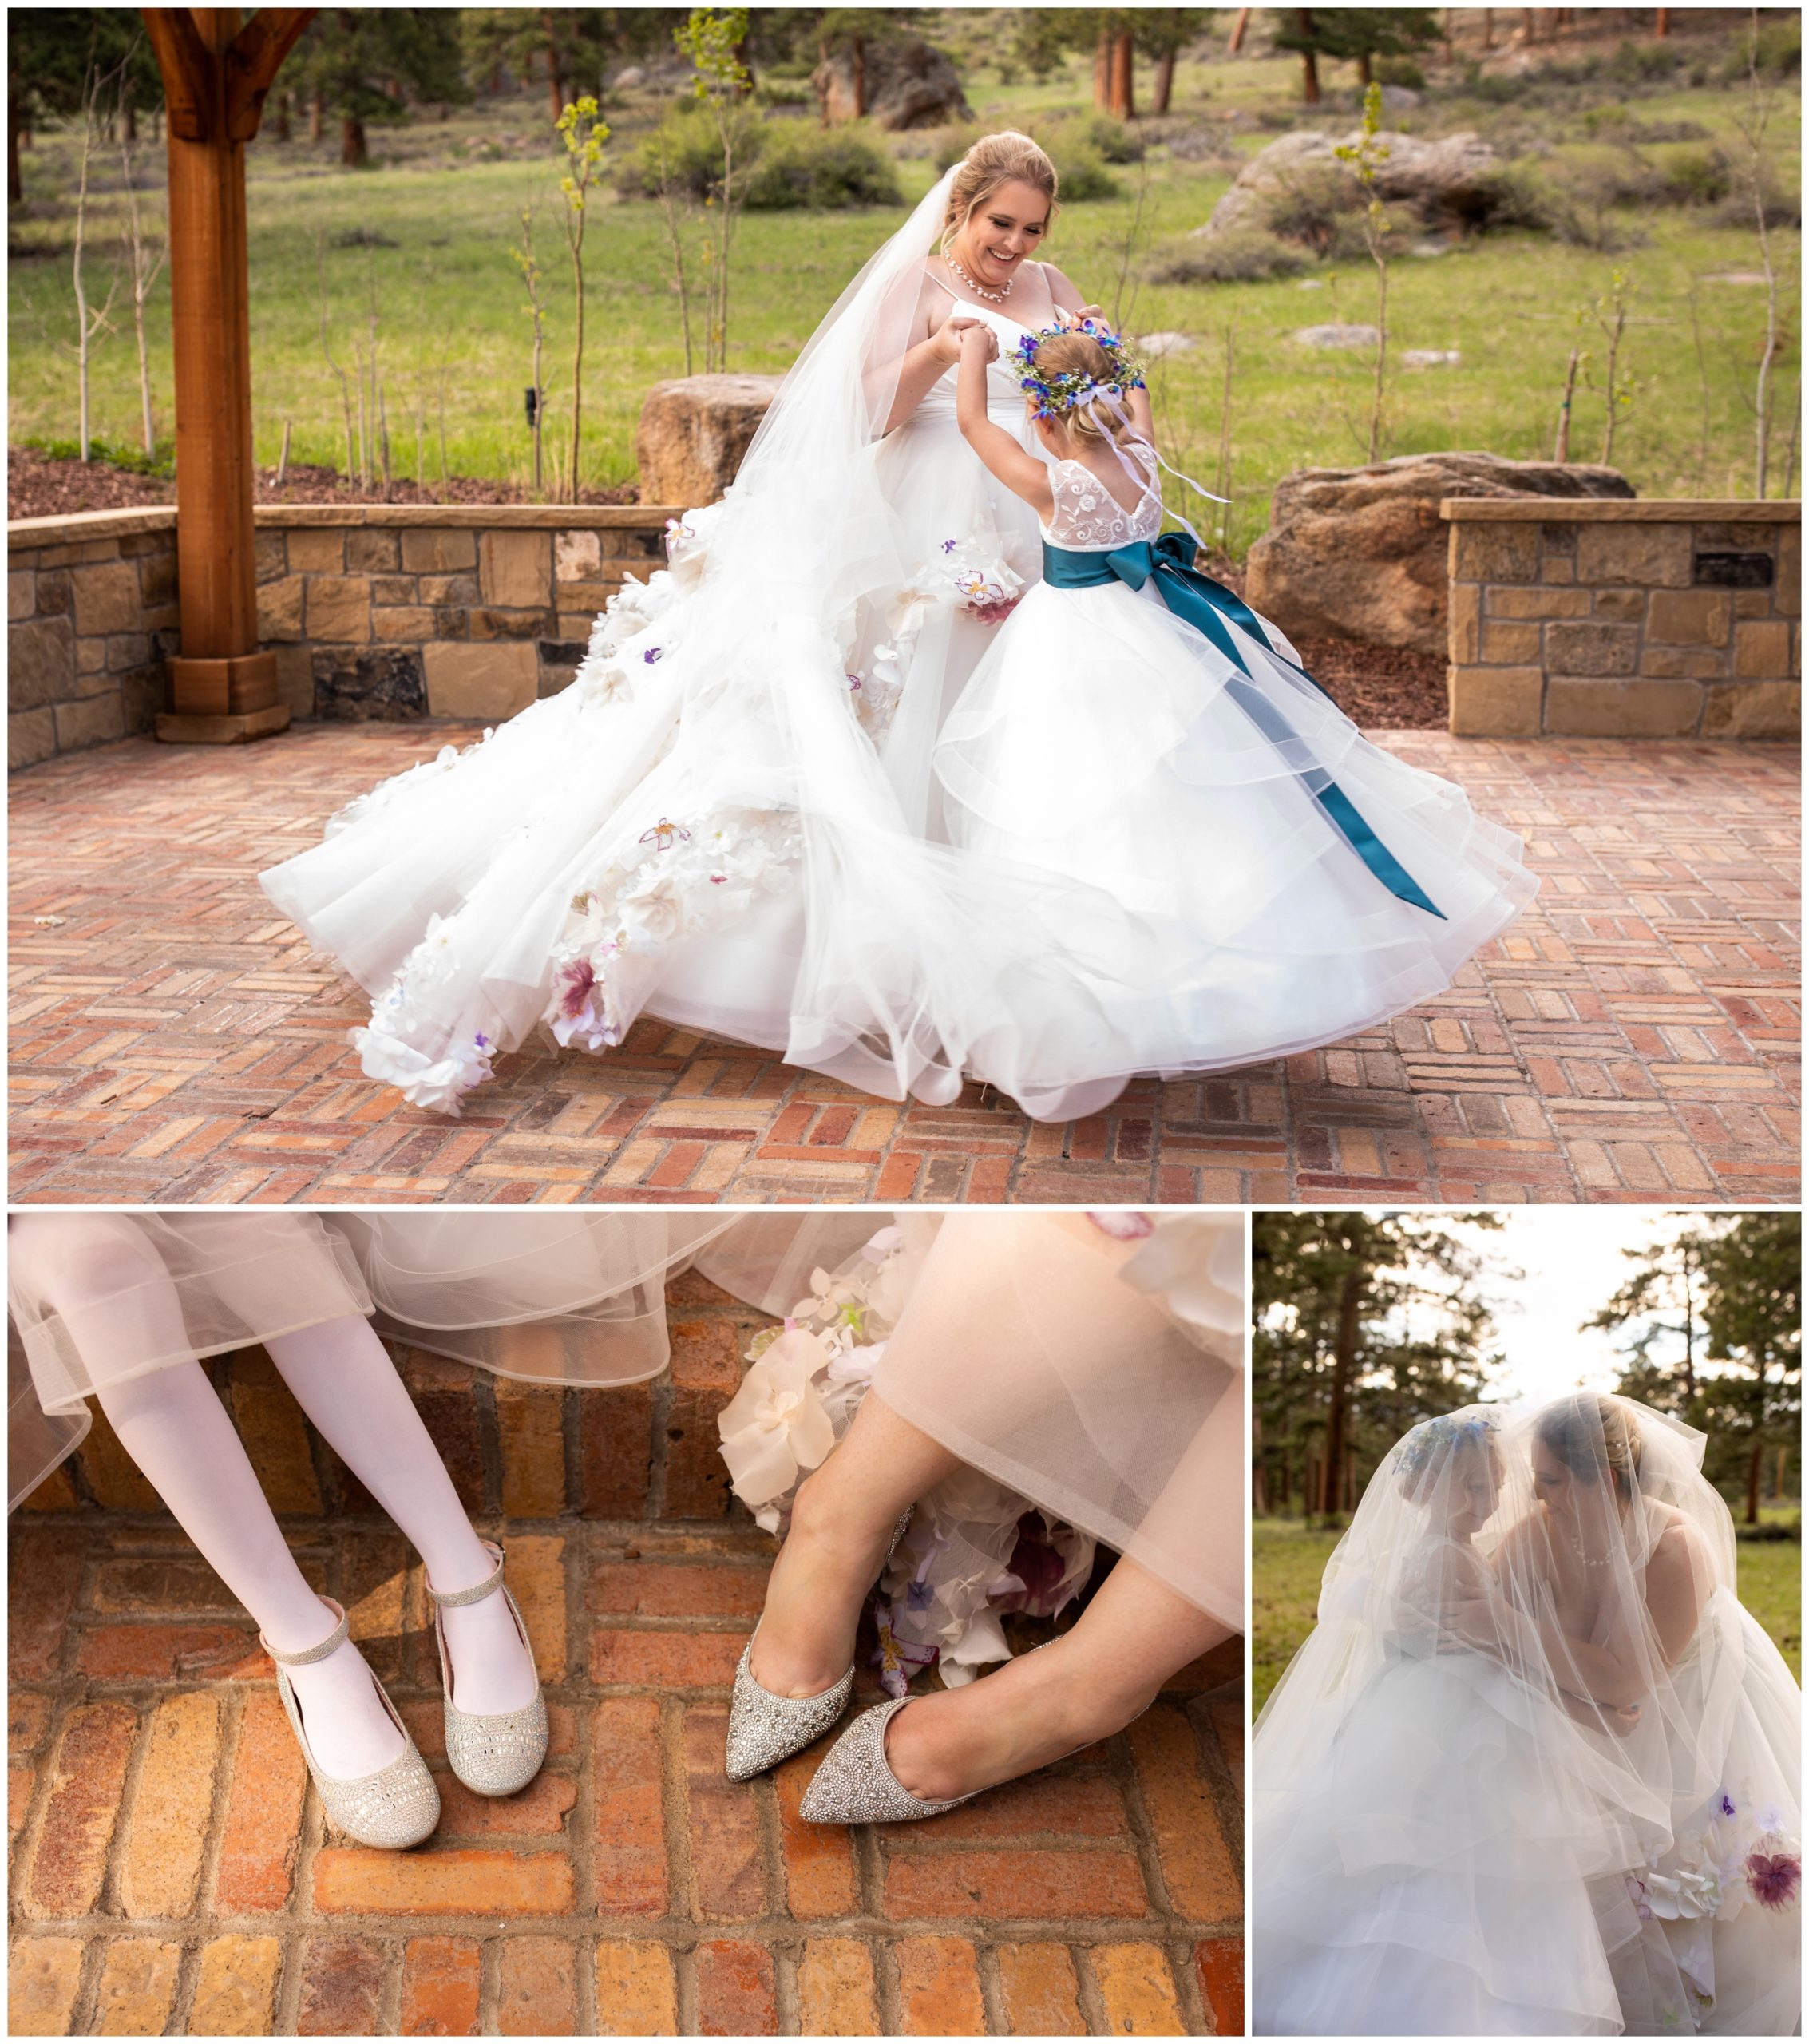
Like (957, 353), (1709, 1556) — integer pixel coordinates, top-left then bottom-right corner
(1253, 1396), (1801, 2036)
(6, 1210), (1241, 1639)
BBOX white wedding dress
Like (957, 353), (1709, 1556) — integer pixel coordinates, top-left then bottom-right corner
(1253, 1401), (1802, 2037)
(259, 164), (1534, 1122)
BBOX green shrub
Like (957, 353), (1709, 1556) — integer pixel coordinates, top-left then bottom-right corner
(1262, 163), (1361, 256)
(20, 434), (175, 477)
(1720, 17), (1800, 81)
(616, 105), (733, 201)
(1661, 144), (1735, 207)
(1051, 145), (1122, 202)
(1063, 113), (1145, 164)
(1149, 228), (1308, 283)
(1443, 160), (1558, 236)
(933, 119), (1125, 200)
(1374, 54), (1427, 89)
(741, 121), (903, 211)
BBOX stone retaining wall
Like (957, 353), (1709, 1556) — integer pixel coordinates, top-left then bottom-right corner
(8, 510), (180, 770)
(1443, 498), (1800, 737)
(9, 504), (680, 770)
(14, 1268), (763, 1523)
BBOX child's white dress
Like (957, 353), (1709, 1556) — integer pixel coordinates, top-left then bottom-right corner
(934, 453), (1538, 1078)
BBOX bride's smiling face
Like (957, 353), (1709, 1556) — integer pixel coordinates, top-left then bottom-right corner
(952, 180), (1051, 289)
(1533, 1440), (1582, 1523)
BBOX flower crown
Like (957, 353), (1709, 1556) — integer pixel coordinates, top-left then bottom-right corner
(1399, 1412), (1498, 1480)
(1007, 319), (1147, 422)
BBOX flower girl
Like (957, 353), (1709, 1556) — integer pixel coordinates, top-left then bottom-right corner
(943, 319), (1537, 1073)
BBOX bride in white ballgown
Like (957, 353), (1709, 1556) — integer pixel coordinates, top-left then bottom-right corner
(261, 129), (1534, 1123)
(1253, 1396), (1801, 2036)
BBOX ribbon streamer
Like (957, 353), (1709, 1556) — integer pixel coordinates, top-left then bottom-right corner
(1040, 533), (1445, 920)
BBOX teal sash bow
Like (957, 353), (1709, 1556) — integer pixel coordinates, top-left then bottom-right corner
(1041, 533), (1445, 920)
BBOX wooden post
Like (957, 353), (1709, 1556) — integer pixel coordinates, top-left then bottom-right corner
(141, 6), (313, 743)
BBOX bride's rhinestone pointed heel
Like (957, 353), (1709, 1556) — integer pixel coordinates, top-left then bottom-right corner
(429, 1539), (548, 1797)
(726, 1504), (914, 1782)
(798, 1695), (979, 1825)
(265, 1598), (441, 1850)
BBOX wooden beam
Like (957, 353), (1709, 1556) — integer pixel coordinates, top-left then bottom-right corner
(226, 6), (315, 141)
(141, 8), (216, 141)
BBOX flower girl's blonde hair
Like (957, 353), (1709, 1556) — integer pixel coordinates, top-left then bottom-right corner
(1027, 332), (1142, 454)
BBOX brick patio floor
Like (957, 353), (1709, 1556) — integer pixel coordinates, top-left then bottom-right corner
(9, 725), (1799, 1204)
(7, 1513), (1241, 2038)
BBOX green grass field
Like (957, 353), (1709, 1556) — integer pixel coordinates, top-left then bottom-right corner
(9, 33), (1799, 553)
(1253, 1508), (1803, 1716)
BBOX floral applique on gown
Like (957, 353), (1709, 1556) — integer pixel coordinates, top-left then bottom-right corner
(259, 326), (1535, 1118)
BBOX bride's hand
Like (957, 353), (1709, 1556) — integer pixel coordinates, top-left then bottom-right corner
(1059, 303), (1107, 330)
(958, 322), (1000, 364)
(933, 311), (987, 366)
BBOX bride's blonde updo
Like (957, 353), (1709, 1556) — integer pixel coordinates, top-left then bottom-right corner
(940, 131), (1059, 253)
(1537, 1394), (1644, 1502)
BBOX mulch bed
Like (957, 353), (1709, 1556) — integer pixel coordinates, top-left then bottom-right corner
(9, 448), (1447, 728)
(6, 446), (638, 520)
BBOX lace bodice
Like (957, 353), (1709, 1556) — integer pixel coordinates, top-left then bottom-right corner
(1040, 455), (1164, 552)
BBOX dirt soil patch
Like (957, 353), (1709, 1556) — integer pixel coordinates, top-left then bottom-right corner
(7, 446), (639, 520)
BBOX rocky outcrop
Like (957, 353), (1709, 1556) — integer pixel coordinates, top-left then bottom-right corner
(1203, 128), (1499, 239)
(812, 37), (972, 131)
(635, 374), (784, 508)
(1245, 452), (1635, 656)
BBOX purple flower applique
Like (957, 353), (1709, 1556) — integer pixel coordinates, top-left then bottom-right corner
(1748, 1850), (1802, 1911)
(556, 959), (596, 1020)
(940, 537), (957, 554)
(642, 645), (663, 665)
(904, 1575), (935, 1615)
(871, 1599), (937, 1699)
(1720, 1793), (1738, 1818)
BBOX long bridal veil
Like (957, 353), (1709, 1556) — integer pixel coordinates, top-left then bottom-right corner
(261, 160), (1194, 1121)
(1253, 1396), (1801, 2036)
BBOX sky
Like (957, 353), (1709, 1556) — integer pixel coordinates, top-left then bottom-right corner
(1408, 1208), (1698, 1410)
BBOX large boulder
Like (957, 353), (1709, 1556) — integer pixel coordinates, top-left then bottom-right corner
(1203, 128), (1499, 239)
(812, 38), (972, 131)
(635, 374), (783, 507)
(1245, 452), (1635, 656)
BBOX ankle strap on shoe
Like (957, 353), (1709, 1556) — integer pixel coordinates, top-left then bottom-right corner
(262, 1598), (349, 1667)
(429, 1540), (505, 1610)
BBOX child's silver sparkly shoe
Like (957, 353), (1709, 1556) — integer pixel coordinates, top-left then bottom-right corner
(429, 1539), (548, 1797)
(724, 1506), (915, 1783)
(265, 1598), (441, 1850)
(798, 1695), (980, 1824)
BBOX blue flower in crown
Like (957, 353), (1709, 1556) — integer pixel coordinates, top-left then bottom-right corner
(1399, 1412), (1499, 1480)
(1007, 319), (1148, 422)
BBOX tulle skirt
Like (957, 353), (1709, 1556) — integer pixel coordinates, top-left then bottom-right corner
(1254, 1614), (1803, 2036)
(1254, 1650), (1642, 2034)
(936, 576), (1538, 1075)
(8, 1210), (1244, 1635)
(712, 1209), (1245, 1629)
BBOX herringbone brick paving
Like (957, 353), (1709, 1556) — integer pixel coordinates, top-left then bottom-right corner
(7, 1514), (1241, 2037)
(8, 725), (1799, 1203)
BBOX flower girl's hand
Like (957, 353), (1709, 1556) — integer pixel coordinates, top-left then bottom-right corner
(1059, 303), (1107, 330)
(933, 310), (986, 366)
(958, 322), (1000, 364)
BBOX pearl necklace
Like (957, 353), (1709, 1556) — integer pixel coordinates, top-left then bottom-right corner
(948, 252), (1013, 303)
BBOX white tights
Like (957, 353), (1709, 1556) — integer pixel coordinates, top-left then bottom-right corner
(14, 1216), (537, 1779)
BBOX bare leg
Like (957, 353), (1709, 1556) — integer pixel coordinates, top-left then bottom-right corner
(885, 1553), (1229, 1801)
(750, 1391), (961, 1698)
(260, 1318), (536, 1713)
